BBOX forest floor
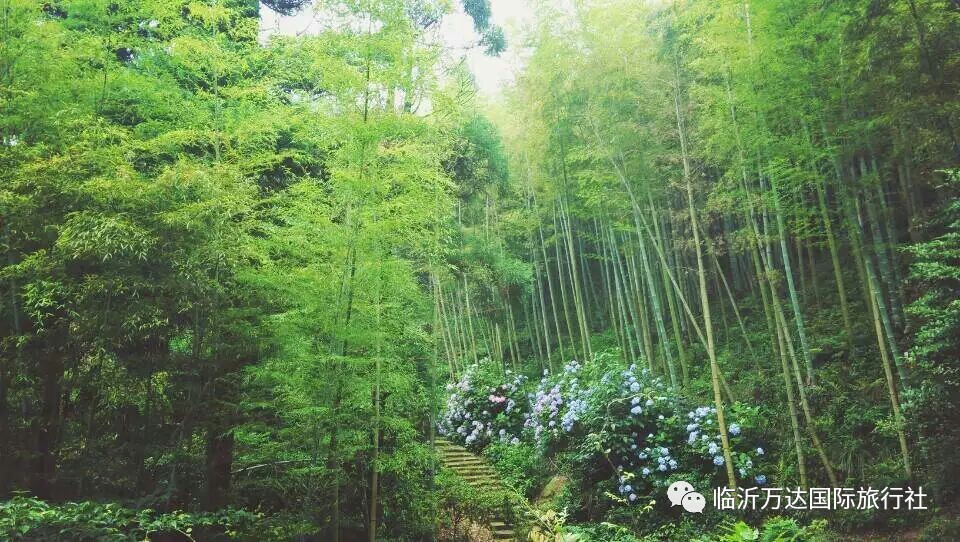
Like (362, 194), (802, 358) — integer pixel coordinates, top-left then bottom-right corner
(859, 505), (959, 541)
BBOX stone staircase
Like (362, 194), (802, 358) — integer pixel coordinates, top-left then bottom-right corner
(436, 438), (516, 541)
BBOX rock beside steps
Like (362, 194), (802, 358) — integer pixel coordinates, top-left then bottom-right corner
(436, 438), (516, 541)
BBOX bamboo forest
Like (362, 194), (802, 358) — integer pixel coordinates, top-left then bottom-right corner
(2, 0), (959, 540)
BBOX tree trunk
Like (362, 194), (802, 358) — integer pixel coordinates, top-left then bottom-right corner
(204, 426), (234, 510)
(768, 168), (815, 386)
(674, 69), (737, 490)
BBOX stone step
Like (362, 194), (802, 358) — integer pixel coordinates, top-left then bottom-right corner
(440, 453), (484, 461)
(444, 459), (487, 467)
(446, 468), (495, 477)
(438, 449), (476, 456)
(438, 448), (475, 456)
(450, 468), (495, 476)
(441, 456), (483, 463)
(444, 457), (489, 464)
(459, 471), (494, 478)
(444, 460), (491, 469)
(452, 468), (496, 476)
(463, 477), (497, 486)
(436, 439), (516, 540)
(440, 450), (482, 457)
(444, 462), (490, 470)
(437, 447), (474, 454)
(443, 463), (488, 474)
(461, 475), (496, 484)
(448, 464), (489, 470)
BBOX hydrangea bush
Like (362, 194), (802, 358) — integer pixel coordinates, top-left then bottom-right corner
(685, 403), (768, 486)
(525, 360), (590, 451)
(438, 361), (529, 450)
(438, 355), (770, 509)
(529, 360), (770, 507)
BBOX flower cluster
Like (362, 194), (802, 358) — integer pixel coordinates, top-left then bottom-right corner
(561, 361), (770, 507)
(685, 405), (766, 485)
(438, 362), (529, 451)
(437, 353), (774, 507)
(525, 360), (589, 449)
(587, 364), (688, 502)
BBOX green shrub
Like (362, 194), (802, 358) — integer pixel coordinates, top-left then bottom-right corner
(918, 516), (960, 542)
(711, 518), (829, 542)
(0, 496), (265, 541)
(545, 356), (769, 510)
(485, 441), (549, 498)
(903, 169), (960, 501)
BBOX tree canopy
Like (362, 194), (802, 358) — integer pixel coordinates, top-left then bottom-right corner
(1, 0), (959, 540)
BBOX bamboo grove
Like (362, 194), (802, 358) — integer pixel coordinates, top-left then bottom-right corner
(1, 0), (959, 540)
(435, 0), (959, 498)
(0, 0), (510, 539)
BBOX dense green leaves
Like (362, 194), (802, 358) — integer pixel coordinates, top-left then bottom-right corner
(2, 0), (958, 539)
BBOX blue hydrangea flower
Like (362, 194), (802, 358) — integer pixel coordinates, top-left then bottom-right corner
(755, 474), (767, 485)
(642, 467), (651, 476)
(629, 493), (637, 502)
(728, 423), (741, 436)
(630, 406), (642, 415)
(630, 382), (641, 393)
(713, 455), (725, 466)
(756, 447), (765, 455)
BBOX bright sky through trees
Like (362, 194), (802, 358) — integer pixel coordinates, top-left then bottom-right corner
(261, 0), (534, 96)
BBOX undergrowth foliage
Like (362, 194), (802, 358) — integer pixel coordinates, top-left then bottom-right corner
(0, 496), (266, 541)
(439, 354), (769, 510)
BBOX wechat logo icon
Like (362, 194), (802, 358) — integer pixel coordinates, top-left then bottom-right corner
(668, 480), (706, 513)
